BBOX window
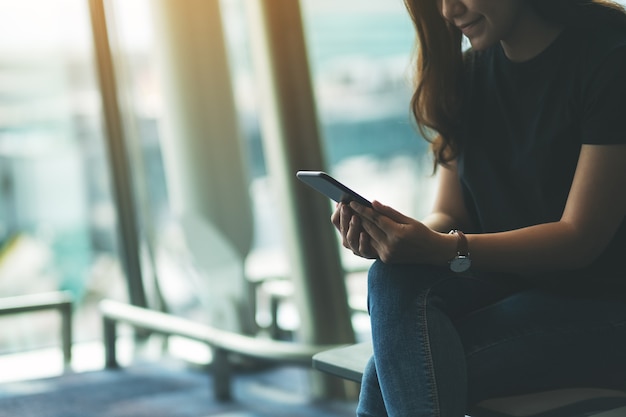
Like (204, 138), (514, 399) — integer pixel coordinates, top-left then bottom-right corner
(224, 0), (438, 274)
(96, 0), (434, 336)
(0, 0), (127, 355)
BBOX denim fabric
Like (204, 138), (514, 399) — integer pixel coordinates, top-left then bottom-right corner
(356, 260), (626, 417)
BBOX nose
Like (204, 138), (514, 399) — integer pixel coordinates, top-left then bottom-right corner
(439, 0), (466, 21)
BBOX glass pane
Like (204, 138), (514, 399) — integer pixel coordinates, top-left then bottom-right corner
(0, 0), (127, 355)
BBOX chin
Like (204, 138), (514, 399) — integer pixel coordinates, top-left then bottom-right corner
(468, 37), (496, 51)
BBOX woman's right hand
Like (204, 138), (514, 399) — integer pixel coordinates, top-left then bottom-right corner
(331, 202), (378, 259)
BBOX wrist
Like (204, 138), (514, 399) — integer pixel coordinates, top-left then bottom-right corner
(448, 230), (472, 273)
(435, 231), (460, 265)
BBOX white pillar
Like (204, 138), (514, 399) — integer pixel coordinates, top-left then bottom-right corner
(151, 0), (255, 333)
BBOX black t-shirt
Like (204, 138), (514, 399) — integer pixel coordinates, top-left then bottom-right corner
(458, 26), (626, 294)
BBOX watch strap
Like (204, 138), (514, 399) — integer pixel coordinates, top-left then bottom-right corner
(449, 229), (469, 256)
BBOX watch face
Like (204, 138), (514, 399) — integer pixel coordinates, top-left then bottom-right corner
(450, 256), (471, 273)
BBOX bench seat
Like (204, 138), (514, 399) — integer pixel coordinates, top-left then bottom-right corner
(312, 342), (626, 417)
(99, 300), (346, 401)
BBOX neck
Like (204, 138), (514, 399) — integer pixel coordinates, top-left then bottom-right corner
(501, 9), (563, 62)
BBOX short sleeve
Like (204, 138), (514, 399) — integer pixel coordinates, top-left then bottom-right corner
(580, 44), (626, 145)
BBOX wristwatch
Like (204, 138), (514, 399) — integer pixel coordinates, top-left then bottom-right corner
(448, 230), (471, 273)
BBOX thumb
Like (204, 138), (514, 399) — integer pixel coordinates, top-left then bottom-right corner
(372, 200), (412, 224)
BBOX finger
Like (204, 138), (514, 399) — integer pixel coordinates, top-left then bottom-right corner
(359, 216), (388, 242)
(341, 204), (356, 234)
(350, 200), (412, 225)
(339, 207), (356, 249)
(371, 200), (413, 224)
(346, 214), (362, 251)
(348, 202), (389, 230)
(331, 205), (341, 230)
(358, 232), (378, 259)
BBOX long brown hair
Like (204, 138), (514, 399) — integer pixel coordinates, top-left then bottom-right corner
(404, 0), (626, 169)
(404, 0), (463, 169)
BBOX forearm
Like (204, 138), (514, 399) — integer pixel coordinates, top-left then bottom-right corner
(465, 145), (626, 274)
(466, 221), (600, 273)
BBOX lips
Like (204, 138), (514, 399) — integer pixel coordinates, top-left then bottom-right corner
(457, 16), (483, 34)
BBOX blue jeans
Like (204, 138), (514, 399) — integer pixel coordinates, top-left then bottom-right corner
(357, 261), (626, 417)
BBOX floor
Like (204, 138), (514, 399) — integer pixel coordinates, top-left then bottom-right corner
(0, 344), (359, 417)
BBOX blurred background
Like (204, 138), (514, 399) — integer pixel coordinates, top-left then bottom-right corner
(0, 0), (472, 380)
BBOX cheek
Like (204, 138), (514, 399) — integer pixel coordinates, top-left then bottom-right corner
(489, 3), (526, 37)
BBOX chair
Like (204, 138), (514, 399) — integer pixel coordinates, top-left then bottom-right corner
(313, 342), (626, 417)
(0, 291), (73, 368)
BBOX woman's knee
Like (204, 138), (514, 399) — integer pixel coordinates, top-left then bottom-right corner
(367, 261), (450, 312)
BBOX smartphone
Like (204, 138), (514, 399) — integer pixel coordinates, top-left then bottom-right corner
(296, 171), (373, 208)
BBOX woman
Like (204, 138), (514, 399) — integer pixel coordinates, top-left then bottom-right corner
(332, 0), (626, 416)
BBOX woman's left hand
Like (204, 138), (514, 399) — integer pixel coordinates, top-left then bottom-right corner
(350, 200), (453, 264)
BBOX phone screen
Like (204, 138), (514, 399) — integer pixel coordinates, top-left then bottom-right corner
(296, 171), (372, 207)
